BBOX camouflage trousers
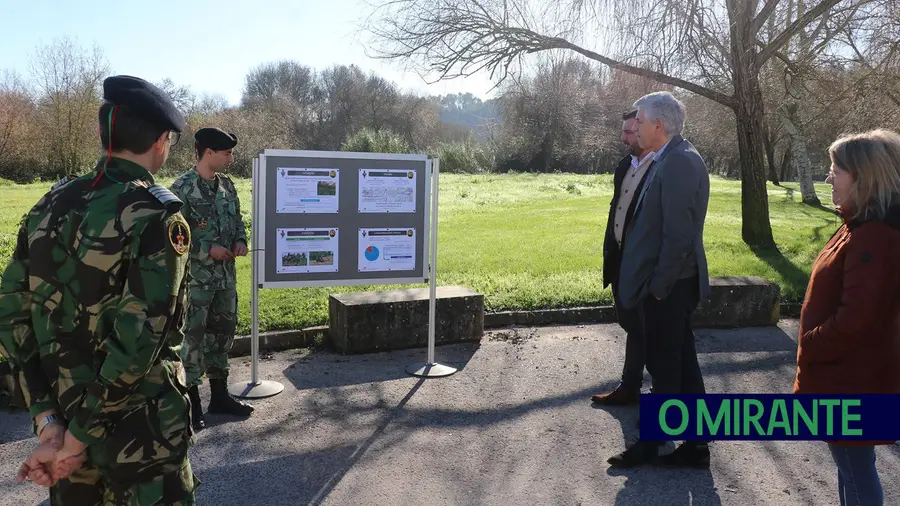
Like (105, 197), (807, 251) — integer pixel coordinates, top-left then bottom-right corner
(49, 458), (197, 506)
(182, 287), (238, 387)
(48, 384), (198, 505)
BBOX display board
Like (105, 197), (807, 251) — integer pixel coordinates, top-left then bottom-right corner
(253, 150), (432, 288)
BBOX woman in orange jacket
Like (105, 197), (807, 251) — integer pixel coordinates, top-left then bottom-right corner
(793, 128), (900, 506)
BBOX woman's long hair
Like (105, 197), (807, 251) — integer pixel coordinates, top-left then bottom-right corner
(829, 128), (900, 222)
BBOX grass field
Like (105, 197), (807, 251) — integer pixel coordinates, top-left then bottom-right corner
(0, 173), (839, 334)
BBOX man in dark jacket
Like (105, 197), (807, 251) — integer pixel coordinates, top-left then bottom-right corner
(591, 109), (655, 405)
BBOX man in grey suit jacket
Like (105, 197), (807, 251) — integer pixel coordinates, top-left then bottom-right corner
(606, 92), (712, 469)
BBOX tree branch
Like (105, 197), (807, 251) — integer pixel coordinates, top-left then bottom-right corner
(762, 43), (802, 74)
(549, 38), (737, 107)
(758, 0), (851, 66)
(750, 0), (781, 36)
(364, 0), (736, 108)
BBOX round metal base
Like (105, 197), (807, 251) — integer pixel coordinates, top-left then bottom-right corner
(227, 380), (285, 399)
(405, 362), (458, 378)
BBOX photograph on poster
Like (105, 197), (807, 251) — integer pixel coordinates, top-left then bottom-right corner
(358, 169), (416, 213)
(276, 228), (339, 273)
(276, 167), (339, 213)
(358, 228), (416, 272)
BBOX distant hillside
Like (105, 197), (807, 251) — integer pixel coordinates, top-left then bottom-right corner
(434, 93), (499, 140)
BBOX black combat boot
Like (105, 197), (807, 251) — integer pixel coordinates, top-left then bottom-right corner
(207, 378), (254, 416)
(187, 385), (206, 431)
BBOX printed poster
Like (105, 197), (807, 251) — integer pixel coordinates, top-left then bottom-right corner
(358, 169), (416, 213)
(276, 228), (339, 273)
(276, 168), (339, 213)
(358, 228), (416, 272)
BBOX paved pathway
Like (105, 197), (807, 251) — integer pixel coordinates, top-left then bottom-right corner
(1, 320), (897, 505)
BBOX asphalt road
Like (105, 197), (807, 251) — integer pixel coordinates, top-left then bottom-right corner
(1, 319), (897, 505)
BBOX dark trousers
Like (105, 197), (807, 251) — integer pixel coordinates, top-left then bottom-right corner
(614, 290), (644, 391)
(639, 275), (706, 445)
(639, 275), (705, 396)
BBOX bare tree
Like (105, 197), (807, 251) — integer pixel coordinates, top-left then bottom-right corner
(190, 93), (230, 117)
(28, 37), (109, 178)
(0, 72), (30, 164)
(0, 71), (40, 182)
(318, 64), (369, 148)
(362, 0), (875, 248)
(156, 78), (195, 114)
(495, 54), (608, 172)
(242, 61), (317, 112)
(364, 74), (401, 131)
(761, 0), (899, 205)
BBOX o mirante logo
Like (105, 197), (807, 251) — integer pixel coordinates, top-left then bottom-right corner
(640, 394), (900, 441)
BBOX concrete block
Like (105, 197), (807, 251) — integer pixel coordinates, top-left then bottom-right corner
(328, 286), (484, 354)
(693, 276), (782, 328)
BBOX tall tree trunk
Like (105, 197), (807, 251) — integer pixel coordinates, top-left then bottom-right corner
(733, 90), (776, 248)
(729, 0), (777, 249)
(780, 101), (821, 205)
(780, 145), (793, 182)
(540, 132), (554, 173)
(763, 123), (780, 185)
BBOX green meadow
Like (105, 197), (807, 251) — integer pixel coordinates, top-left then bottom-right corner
(0, 174), (837, 334)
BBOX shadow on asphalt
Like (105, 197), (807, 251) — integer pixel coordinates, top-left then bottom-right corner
(610, 468), (723, 506)
(304, 378), (426, 505)
(694, 326), (799, 354)
(193, 378), (428, 506)
(281, 341), (481, 391)
(592, 400), (722, 505)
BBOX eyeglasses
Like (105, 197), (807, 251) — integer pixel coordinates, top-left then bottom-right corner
(169, 131), (182, 147)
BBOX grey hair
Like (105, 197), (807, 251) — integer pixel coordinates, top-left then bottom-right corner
(633, 92), (686, 137)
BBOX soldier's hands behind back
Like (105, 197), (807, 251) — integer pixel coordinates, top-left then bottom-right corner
(232, 241), (248, 257)
(51, 431), (88, 483)
(18, 439), (60, 487)
(19, 423), (65, 487)
(210, 245), (234, 261)
(38, 422), (65, 447)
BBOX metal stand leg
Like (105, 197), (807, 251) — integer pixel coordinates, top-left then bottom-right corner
(229, 157), (285, 398)
(406, 157), (457, 378)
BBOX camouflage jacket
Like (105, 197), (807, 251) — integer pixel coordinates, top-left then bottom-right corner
(0, 157), (191, 443)
(170, 168), (247, 290)
(0, 354), (26, 410)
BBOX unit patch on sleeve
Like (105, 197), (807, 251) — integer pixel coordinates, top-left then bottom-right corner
(168, 219), (190, 255)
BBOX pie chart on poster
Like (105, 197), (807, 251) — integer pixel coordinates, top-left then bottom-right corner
(364, 246), (379, 261)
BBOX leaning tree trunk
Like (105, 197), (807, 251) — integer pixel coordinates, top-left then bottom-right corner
(729, 0), (777, 249)
(780, 101), (821, 205)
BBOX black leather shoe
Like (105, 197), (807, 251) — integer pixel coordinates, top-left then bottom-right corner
(591, 386), (641, 405)
(187, 385), (206, 431)
(607, 440), (659, 468)
(207, 378), (254, 416)
(655, 442), (710, 469)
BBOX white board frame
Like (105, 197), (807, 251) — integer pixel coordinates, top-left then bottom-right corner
(253, 150), (432, 289)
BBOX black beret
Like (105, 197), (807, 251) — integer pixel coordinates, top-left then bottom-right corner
(102, 75), (186, 132)
(194, 127), (238, 151)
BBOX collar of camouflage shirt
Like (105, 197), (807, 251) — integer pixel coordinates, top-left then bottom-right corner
(96, 157), (156, 184)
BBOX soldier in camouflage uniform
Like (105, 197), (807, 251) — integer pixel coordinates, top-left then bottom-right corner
(0, 75), (199, 504)
(0, 354), (25, 411)
(171, 127), (253, 430)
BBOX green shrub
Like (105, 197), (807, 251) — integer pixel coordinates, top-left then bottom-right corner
(341, 128), (410, 154)
(434, 142), (494, 173)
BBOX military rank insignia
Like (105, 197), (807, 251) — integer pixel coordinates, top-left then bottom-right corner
(168, 220), (190, 255)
